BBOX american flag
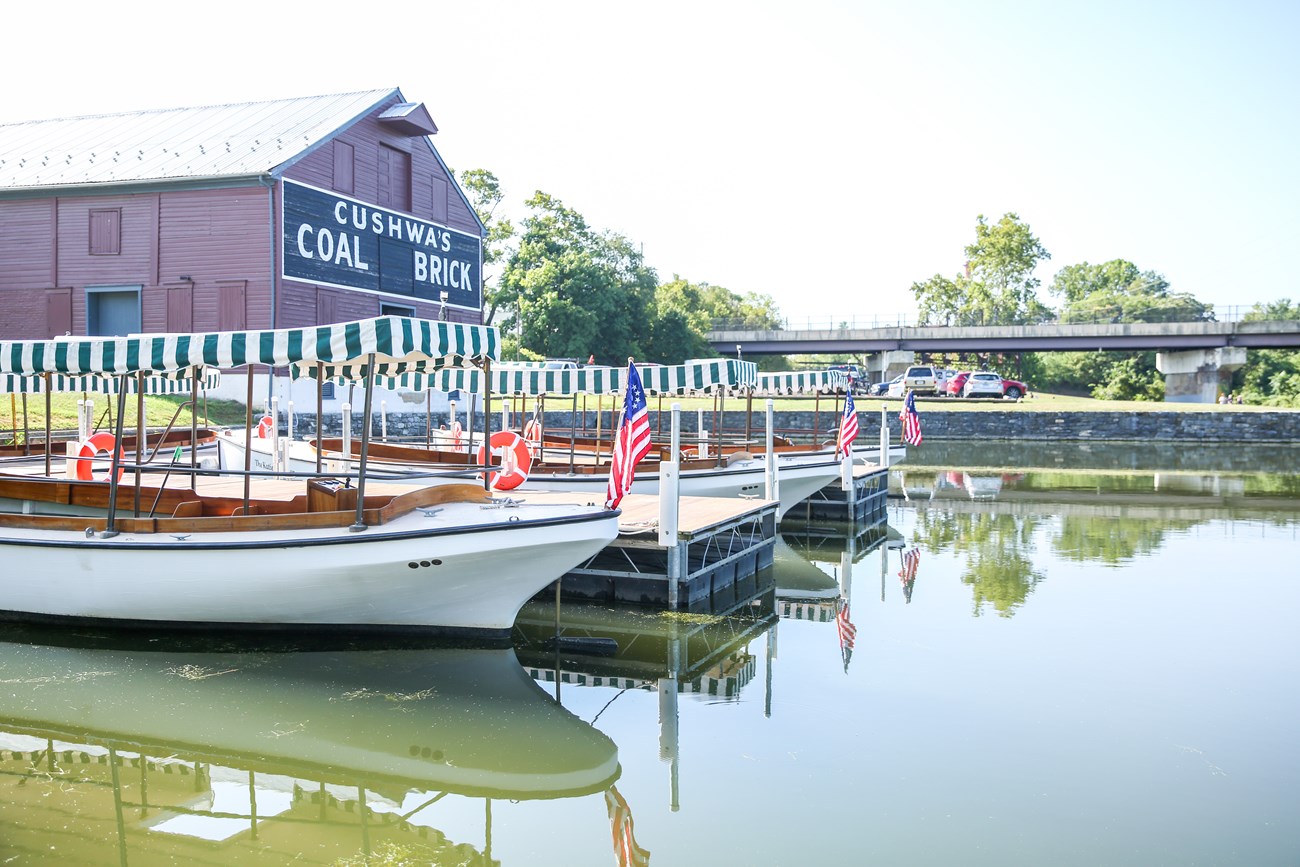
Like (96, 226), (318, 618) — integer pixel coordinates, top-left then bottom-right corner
(837, 392), (859, 457)
(606, 785), (651, 867)
(899, 547), (920, 603)
(899, 389), (923, 446)
(605, 360), (653, 510)
(835, 596), (856, 672)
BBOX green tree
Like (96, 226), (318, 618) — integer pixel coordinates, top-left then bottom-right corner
(1231, 299), (1300, 405)
(1031, 259), (1210, 400)
(1050, 260), (1211, 324)
(456, 169), (515, 326)
(498, 192), (657, 363)
(912, 213), (1051, 325)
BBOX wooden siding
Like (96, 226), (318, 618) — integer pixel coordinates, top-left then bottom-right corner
(279, 96), (483, 326)
(0, 199), (56, 291)
(157, 187), (271, 332)
(282, 98), (479, 237)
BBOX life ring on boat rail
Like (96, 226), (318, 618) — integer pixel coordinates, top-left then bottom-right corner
(256, 415), (275, 438)
(477, 430), (533, 491)
(76, 432), (125, 483)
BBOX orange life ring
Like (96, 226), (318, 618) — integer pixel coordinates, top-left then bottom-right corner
(76, 432), (125, 482)
(477, 430), (533, 491)
(256, 415), (275, 438)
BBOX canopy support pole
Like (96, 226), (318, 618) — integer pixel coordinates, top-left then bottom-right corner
(134, 372), (145, 517)
(243, 367), (254, 514)
(315, 366), (324, 475)
(102, 377), (130, 538)
(190, 369), (199, 491)
(43, 374), (52, 477)
(351, 356), (377, 532)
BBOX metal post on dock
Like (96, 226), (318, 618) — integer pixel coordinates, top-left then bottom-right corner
(660, 403), (682, 608)
(879, 404), (890, 469)
(765, 399), (777, 502)
(380, 400), (388, 442)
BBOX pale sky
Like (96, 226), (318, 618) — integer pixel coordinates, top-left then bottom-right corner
(3, 0), (1296, 327)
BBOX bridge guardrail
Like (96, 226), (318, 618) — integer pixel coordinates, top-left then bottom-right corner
(712, 305), (1259, 332)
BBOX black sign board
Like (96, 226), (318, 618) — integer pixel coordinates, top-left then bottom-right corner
(281, 179), (482, 310)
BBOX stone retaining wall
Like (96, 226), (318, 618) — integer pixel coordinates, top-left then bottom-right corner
(285, 408), (1300, 443)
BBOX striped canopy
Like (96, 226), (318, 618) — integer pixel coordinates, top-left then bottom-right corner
(0, 370), (222, 395)
(0, 317), (498, 377)
(752, 370), (851, 394)
(371, 358), (759, 396)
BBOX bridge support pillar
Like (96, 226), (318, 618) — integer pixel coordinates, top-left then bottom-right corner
(865, 350), (913, 386)
(1155, 347), (1246, 403)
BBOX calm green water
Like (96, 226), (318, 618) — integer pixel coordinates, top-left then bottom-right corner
(1, 443), (1298, 865)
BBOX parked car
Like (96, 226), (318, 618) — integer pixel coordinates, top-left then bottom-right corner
(962, 371), (1006, 398)
(946, 370), (972, 396)
(869, 373), (903, 396)
(1001, 376), (1029, 399)
(902, 364), (940, 394)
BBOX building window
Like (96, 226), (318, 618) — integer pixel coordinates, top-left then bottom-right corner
(380, 302), (416, 318)
(86, 286), (141, 336)
(431, 175), (448, 223)
(377, 144), (411, 212)
(332, 141), (355, 194)
(89, 208), (121, 255)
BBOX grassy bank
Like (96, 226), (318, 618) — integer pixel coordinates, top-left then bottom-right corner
(1, 393), (249, 441)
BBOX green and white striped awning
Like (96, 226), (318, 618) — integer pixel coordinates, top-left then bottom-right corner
(0, 370), (222, 395)
(372, 358), (759, 396)
(752, 370), (850, 394)
(0, 316), (497, 376)
(645, 359), (758, 393)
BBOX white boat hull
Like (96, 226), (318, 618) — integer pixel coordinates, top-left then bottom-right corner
(0, 501), (618, 639)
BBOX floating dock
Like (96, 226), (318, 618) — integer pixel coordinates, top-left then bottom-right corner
(783, 462), (890, 525)
(513, 491), (778, 610)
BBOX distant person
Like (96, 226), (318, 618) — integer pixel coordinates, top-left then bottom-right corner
(1218, 393), (1229, 405)
(1234, 393), (1244, 404)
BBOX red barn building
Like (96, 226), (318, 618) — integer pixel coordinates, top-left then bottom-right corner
(0, 88), (485, 341)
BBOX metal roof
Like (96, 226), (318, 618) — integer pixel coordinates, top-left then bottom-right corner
(0, 88), (401, 192)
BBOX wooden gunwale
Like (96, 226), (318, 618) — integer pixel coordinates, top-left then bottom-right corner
(0, 476), (491, 535)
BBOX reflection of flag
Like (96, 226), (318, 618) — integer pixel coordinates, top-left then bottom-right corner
(605, 361), (653, 509)
(837, 392), (859, 457)
(835, 597), (856, 672)
(899, 548), (920, 603)
(606, 785), (651, 867)
(899, 390), (923, 446)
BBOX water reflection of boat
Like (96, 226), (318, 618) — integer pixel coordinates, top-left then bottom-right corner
(0, 636), (619, 861)
(514, 592), (774, 813)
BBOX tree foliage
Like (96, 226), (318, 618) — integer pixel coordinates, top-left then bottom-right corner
(913, 213), (1052, 326)
(1029, 258), (1212, 400)
(496, 192), (658, 364)
(457, 169), (515, 326)
(1231, 298), (1300, 405)
(1050, 260), (1211, 324)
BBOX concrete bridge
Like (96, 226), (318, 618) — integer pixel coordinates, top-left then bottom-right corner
(708, 319), (1300, 403)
